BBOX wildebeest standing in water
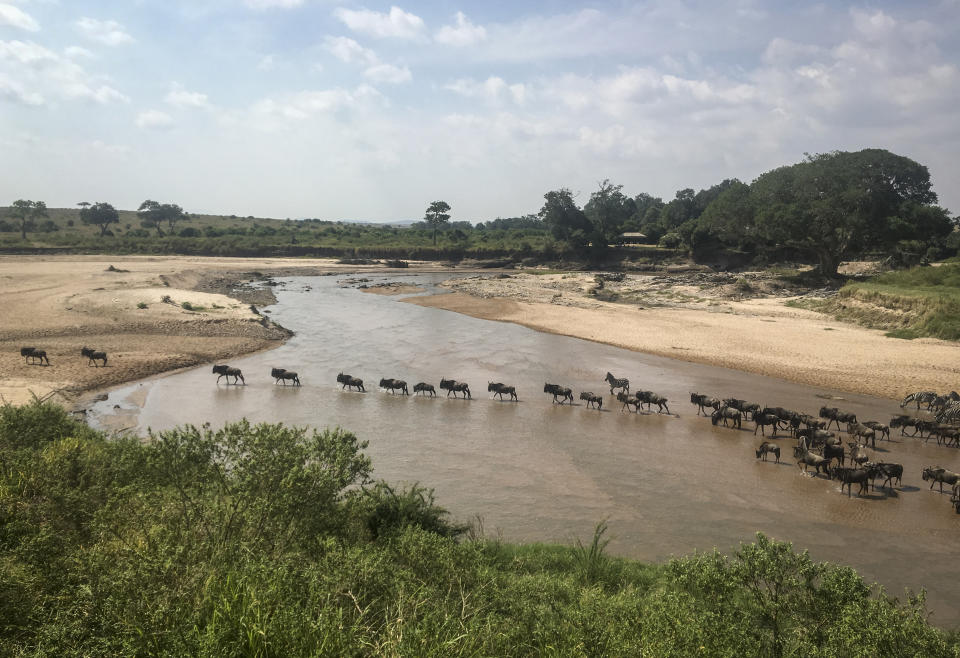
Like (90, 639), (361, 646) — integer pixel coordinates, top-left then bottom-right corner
(488, 382), (518, 401)
(271, 367), (300, 386)
(544, 382), (573, 405)
(212, 364), (245, 385)
(579, 391), (603, 409)
(440, 378), (471, 399)
(413, 382), (435, 396)
(337, 372), (365, 392)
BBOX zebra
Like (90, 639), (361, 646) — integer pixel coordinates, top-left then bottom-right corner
(80, 346), (108, 367)
(271, 367), (300, 386)
(212, 364), (244, 385)
(379, 378), (409, 395)
(440, 378), (471, 399)
(604, 372), (629, 396)
(635, 391), (670, 414)
(936, 401), (960, 425)
(413, 382), (436, 397)
(900, 391), (938, 410)
(544, 383), (573, 405)
(690, 392), (721, 416)
(488, 382), (518, 401)
(337, 372), (365, 392)
(579, 391), (603, 409)
(20, 346), (49, 365)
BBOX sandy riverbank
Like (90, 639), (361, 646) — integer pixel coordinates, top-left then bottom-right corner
(0, 255), (435, 406)
(405, 271), (959, 401)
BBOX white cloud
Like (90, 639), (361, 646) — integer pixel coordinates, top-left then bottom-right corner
(165, 82), (211, 109)
(323, 36), (377, 65)
(445, 76), (525, 105)
(363, 62), (410, 84)
(251, 85), (383, 125)
(135, 109), (174, 129)
(257, 54), (276, 71)
(0, 4), (39, 32)
(334, 6), (425, 40)
(64, 46), (95, 59)
(244, 0), (304, 8)
(851, 8), (896, 40)
(435, 12), (486, 46)
(76, 17), (134, 47)
(0, 39), (129, 105)
(0, 75), (43, 105)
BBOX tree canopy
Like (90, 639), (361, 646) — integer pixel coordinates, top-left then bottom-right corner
(424, 200), (451, 246)
(8, 199), (47, 240)
(79, 202), (120, 237)
(138, 200), (189, 236)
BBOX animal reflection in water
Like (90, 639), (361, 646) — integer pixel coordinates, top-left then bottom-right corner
(212, 364), (244, 385)
(488, 382), (518, 401)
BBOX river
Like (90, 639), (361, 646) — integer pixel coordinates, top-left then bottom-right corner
(91, 272), (960, 625)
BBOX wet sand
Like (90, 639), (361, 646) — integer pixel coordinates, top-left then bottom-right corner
(406, 272), (960, 401)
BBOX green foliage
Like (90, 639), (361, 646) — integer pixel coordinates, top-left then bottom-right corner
(424, 200), (451, 246)
(136, 301), (148, 309)
(2, 403), (959, 656)
(7, 199), (48, 240)
(79, 201), (120, 237)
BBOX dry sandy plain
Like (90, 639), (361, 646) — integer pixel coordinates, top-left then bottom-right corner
(0, 256), (956, 407)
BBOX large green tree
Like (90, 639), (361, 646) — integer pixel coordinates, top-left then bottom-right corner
(80, 201), (120, 237)
(583, 179), (635, 248)
(751, 149), (948, 276)
(8, 199), (48, 240)
(538, 188), (592, 250)
(138, 200), (189, 236)
(424, 200), (451, 246)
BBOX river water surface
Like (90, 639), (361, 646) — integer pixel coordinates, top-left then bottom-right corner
(93, 273), (960, 625)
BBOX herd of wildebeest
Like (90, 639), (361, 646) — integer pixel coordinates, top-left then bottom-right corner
(20, 346), (960, 515)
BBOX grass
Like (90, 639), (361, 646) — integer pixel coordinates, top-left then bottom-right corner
(809, 264), (960, 341)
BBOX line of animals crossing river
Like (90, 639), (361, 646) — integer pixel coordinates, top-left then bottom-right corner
(19, 345), (960, 517)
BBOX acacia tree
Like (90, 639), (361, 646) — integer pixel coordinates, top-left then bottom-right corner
(8, 199), (48, 240)
(424, 200), (451, 246)
(138, 200), (187, 236)
(80, 202), (120, 237)
(751, 149), (947, 276)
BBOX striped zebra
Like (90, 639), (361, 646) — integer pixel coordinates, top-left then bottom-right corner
(900, 391), (938, 410)
(604, 372), (629, 395)
(936, 401), (960, 425)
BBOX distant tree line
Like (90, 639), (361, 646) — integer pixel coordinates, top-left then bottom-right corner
(2, 149), (956, 272)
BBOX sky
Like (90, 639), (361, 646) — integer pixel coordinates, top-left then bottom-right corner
(1, 1), (959, 222)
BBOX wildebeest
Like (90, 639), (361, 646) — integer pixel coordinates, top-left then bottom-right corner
(794, 427), (836, 449)
(929, 425), (960, 447)
(923, 466), (960, 493)
(847, 442), (869, 467)
(820, 443), (845, 467)
(379, 378), (409, 395)
(819, 406), (857, 430)
(488, 382), (518, 401)
(847, 422), (877, 449)
(271, 367), (300, 386)
(636, 390), (669, 414)
(753, 414), (780, 436)
(543, 382), (573, 405)
(890, 414), (920, 436)
(862, 421), (890, 442)
(871, 462), (903, 490)
(579, 391), (603, 409)
(337, 372), (365, 392)
(690, 393), (721, 416)
(605, 372), (629, 395)
(440, 378), (471, 399)
(793, 445), (830, 476)
(413, 382), (435, 397)
(756, 441), (780, 462)
(81, 346), (107, 367)
(616, 391), (640, 412)
(711, 407), (742, 428)
(212, 364), (244, 385)
(20, 346), (49, 365)
(833, 465), (878, 497)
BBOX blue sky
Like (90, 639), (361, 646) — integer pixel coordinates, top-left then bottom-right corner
(2, 0), (959, 221)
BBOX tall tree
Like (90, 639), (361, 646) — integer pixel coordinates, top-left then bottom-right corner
(80, 202), (120, 237)
(751, 149), (945, 276)
(424, 200), (451, 246)
(538, 188), (592, 250)
(584, 180), (635, 247)
(8, 199), (48, 240)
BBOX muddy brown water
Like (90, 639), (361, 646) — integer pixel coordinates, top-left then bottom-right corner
(92, 273), (960, 625)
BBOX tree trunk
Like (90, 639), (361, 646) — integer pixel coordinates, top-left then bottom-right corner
(20, 223), (26, 240)
(817, 250), (841, 278)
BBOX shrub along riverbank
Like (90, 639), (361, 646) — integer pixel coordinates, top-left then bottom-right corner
(1, 400), (957, 656)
